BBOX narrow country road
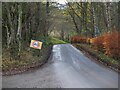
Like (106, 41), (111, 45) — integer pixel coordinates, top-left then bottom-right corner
(2, 44), (118, 88)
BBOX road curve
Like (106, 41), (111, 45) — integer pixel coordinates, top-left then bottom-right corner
(2, 44), (118, 88)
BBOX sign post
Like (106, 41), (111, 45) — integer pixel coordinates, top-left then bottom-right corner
(30, 40), (42, 49)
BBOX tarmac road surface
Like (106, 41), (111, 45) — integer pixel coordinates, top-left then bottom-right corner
(2, 44), (118, 88)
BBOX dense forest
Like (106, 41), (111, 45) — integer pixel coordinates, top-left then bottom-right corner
(2, 2), (120, 51)
(2, 2), (120, 72)
(2, 2), (50, 58)
(67, 2), (119, 36)
(68, 2), (120, 58)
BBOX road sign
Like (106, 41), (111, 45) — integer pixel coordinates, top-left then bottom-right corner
(30, 40), (42, 49)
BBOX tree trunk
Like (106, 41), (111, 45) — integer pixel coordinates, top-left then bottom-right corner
(91, 3), (95, 37)
(17, 4), (22, 56)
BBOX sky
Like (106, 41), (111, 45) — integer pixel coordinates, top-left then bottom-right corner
(57, 0), (67, 5)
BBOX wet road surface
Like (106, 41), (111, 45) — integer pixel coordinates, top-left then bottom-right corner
(2, 44), (118, 88)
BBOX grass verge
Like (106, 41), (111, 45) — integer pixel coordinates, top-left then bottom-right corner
(74, 43), (119, 72)
(46, 37), (67, 45)
(2, 37), (67, 76)
(2, 45), (52, 76)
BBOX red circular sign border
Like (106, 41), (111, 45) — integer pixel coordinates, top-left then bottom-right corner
(32, 41), (40, 48)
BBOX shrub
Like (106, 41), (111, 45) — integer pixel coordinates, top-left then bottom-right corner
(90, 31), (120, 59)
(86, 38), (91, 44)
(71, 31), (120, 59)
(103, 31), (120, 58)
(71, 35), (87, 43)
(90, 35), (104, 52)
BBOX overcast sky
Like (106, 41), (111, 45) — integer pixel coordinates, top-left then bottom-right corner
(57, 0), (67, 4)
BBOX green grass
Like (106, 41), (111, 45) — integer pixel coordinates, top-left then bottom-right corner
(98, 52), (118, 66)
(46, 37), (67, 45)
